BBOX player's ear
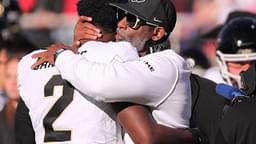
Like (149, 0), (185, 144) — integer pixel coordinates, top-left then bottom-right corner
(151, 26), (166, 41)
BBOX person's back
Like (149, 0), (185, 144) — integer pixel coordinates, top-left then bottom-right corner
(18, 49), (125, 143)
(18, 39), (140, 143)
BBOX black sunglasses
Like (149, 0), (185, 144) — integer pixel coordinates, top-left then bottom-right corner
(116, 9), (158, 30)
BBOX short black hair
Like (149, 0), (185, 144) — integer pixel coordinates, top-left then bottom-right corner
(77, 0), (117, 33)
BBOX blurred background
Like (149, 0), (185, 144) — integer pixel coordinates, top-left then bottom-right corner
(0, 0), (255, 72)
(0, 0), (255, 143)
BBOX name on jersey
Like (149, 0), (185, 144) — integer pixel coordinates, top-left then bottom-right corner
(33, 50), (87, 70)
(33, 61), (54, 70)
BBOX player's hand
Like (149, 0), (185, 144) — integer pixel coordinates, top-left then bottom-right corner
(31, 43), (72, 69)
(73, 16), (102, 48)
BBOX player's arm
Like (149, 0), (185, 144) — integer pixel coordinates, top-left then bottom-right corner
(15, 98), (36, 144)
(54, 50), (177, 106)
(113, 103), (192, 144)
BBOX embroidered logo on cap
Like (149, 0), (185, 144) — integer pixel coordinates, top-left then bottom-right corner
(153, 17), (162, 23)
(131, 0), (145, 3)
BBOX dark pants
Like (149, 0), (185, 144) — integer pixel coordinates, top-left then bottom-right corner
(219, 96), (256, 144)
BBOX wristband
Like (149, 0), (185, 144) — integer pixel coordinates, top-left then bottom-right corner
(54, 48), (66, 62)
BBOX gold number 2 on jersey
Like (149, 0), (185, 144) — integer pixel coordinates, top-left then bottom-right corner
(43, 75), (74, 142)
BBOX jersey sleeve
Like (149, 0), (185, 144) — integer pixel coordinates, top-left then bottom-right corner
(55, 49), (179, 107)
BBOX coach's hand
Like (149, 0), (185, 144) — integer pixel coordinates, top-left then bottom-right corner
(73, 16), (102, 48)
(31, 43), (73, 69)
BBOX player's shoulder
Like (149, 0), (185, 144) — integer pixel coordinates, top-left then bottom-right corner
(79, 41), (136, 52)
(108, 41), (139, 62)
(19, 50), (45, 65)
(18, 49), (45, 73)
(78, 41), (108, 55)
(78, 41), (139, 62)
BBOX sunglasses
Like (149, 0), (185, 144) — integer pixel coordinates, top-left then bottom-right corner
(116, 9), (158, 30)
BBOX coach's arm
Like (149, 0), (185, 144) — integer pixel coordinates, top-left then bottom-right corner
(55, 50), (178, 107)
(113, 103), (192, 144)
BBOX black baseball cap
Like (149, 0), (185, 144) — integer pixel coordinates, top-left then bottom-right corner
(109, 0), (177, 35)
(202, 10), (256, 38)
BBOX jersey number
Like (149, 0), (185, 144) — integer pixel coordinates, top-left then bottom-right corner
(43, 75), (74, 142)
